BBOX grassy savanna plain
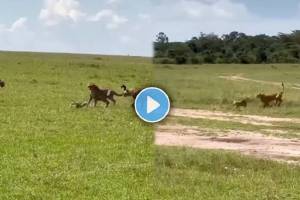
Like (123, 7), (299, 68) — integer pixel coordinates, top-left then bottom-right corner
(156, 64), (300, 117)
(154, 64), (300, 199)
(156, 64), (300, 137)
(155, 146), (300, 200)
(0, 51), (152, 199)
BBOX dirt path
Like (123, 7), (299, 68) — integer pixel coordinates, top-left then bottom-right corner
(156, 125), (300, 163)
(219, 75), (300, 90)
(158, 75), (300, 163)
(171, 108), (300, 126)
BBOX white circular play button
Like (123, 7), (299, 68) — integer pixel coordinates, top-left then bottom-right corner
(135, 87), (170, 123)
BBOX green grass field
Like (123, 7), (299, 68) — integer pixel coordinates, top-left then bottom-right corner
(155, 147), (300, 200)
(0, 51), (153, 199)
(154, 63), (300, 199)
(155, 64), (300, 117)
(1, 53), (300, 199)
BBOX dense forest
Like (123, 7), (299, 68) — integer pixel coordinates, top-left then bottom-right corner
(153, 31), (300, 64)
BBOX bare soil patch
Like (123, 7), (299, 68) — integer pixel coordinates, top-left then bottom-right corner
(156, 125), (300, 163)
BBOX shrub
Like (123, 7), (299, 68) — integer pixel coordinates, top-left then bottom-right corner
(153, 57), (176, 64)
(175, 56), (187, 64)
(189, 56), (203, 64)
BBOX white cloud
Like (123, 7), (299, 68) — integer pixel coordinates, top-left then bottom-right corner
(88, 9), (114, 21)
(39, 0), (128, 30)
(0, 17), (28, 32)
(8, 17), (28, 32)
(3, 0), (300, 57)
(0, 17), (37, 52)
(39, 0), (85, 26)
(153, 0), (251, 21)
(137, 0), (258, 43)
(88, 9), (128, 29)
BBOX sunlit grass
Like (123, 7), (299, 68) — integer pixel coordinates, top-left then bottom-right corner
(155, 146), (300, 200)
(155, 64), (300, 117)
(155, 63), (300, 199)
(0, 51), (153, 199)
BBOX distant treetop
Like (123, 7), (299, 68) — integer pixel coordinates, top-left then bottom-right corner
(153, 31), (300, 64)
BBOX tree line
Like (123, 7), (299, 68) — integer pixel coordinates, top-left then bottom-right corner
(153, 31), (300, 64)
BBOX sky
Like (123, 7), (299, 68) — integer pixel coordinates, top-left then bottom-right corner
(1, 0), (300, 56)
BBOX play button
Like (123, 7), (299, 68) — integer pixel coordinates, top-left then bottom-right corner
(147, 96), (160, 114)
(135, 87), (170, 123)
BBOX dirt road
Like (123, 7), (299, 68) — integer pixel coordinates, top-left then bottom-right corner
(156, 108), (300, 163)
(156, 124), (300, 163)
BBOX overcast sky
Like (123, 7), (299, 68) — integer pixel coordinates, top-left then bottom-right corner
(1, 0), (300, 56)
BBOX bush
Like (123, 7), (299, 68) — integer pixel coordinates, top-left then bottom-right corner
(240, 53), (256, 64)
(175, 56), (187, 64)
(215, 57), (226, 64)
(203, 54), (216, 63)
(153, 58), (176, 64)
(189, 56), (203, 64)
